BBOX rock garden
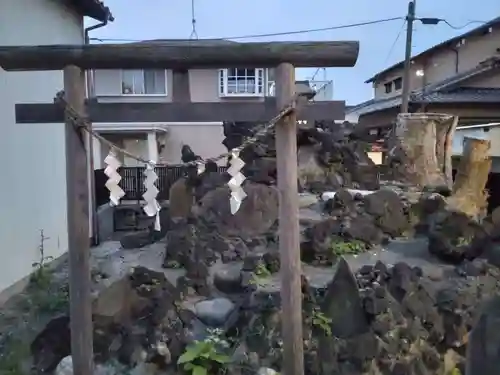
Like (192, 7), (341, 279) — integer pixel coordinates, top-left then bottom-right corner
(2, 114), (500, 375)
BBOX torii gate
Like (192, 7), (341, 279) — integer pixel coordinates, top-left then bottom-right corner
(0, 40), (359, 375)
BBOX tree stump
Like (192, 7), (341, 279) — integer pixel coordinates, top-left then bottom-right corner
(387, 113), (446, 187)
(433, 114), (458, 188)
(448, 137), (491, 219)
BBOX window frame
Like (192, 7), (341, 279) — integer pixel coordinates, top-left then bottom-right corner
(120, 69), (168, 96)
(218, 68), (265, 97)
(393, 77), (403, 91)
(384, 82), (392, 94)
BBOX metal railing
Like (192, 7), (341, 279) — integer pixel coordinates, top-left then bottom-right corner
(94, 165), (228, 205)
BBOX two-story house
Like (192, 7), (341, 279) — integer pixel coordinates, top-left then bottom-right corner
(0, 0), (112, 297)
(89, 39), (326, 167)
(348, 16), (500, 134)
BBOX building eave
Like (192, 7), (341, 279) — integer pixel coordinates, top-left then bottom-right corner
(65, 0), (114, 22)
(365, 16), (500, 84)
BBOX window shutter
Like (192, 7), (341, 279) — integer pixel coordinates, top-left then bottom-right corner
(218, 69), (226, 96)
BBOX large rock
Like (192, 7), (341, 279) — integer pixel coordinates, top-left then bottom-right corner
(321, 258), (369, 338)
(194, 297), (237, 328)
(197, 183), (279, 238)
(120, 230), (155, 249)
(466, 296), (500, 375)
(363, 189), (409, 237)
(31, 316), (71, 373)
(428, 210), (489, 264)
(318, 258), (371, 374)
(168, 178), (194, 220)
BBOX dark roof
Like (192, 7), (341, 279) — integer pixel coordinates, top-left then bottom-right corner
(365, 16), (500, 83)
(67, 0), (113, 22)
(349, 59), (500, 117)
(347, 96), (402, 116)
(348, 87), (500, 117)
(414, 87), (500, 103)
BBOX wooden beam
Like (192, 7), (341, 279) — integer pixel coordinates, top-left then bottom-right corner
(63, 66), (94, 375)
(0, 41), (359, 71)
(15, 99), (346, 123)
(275, 63), (304, 375)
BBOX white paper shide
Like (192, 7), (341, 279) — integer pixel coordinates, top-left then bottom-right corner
(227, 151), (247, 214)
(143, 163), (161, 230)
(104, 151), (125, 206)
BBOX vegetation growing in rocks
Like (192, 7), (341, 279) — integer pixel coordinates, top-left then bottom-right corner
(329, 239), (365, 256)
(310, 308), (332, 336)
(456, 236), (472, 247)
(249, 263), (272, 286)
(177, 329), (230, 375)
(0, 231), (69, 375)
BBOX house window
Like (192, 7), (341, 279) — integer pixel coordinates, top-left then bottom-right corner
(393, 77), (403, 90)
(384, 82), (392, 94)
(218, 68), (265, 96)
(121, 69), (167, 95)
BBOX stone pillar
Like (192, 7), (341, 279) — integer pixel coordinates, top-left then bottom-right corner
(92, 136), (102, 169)
(147, 131), (158, 163)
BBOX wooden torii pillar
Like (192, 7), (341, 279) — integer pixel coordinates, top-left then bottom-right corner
(0, 41), (359, 375)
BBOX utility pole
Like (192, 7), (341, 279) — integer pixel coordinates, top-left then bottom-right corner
(401, 0), (416, 113)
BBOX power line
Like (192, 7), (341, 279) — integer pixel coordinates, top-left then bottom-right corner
(384, 20), (406, 64)
(189, 0), (198, 39)
(90, 16), (404, 43)
(440, 19), (488, 30)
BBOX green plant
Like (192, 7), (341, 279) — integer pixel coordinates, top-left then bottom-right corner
(178, 329), (230, 375)
(28, 283), (69, 314)
(0, 336), (30, 375)
(29, 230), (54, 289)
(25, 230), (69, 313)
(249, 263), (272, 287)
(165, 260), (181, 269)
(311, 308), (332, 336)
(330, 239), (365, 256)
(456, 236), (471, 246)
(0, 231), (70, 374)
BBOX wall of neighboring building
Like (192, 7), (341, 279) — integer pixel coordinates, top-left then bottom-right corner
(94, 69), (172, 103)
(452, 127), (492, 155)
(159, 123), (226, 165)
(486, 127), (500, 157)
(424, 27), (500, 86)
(93, 126), (226, 167)
(0, 0), (83, 294)
(373, 63), (425, 99)
(93, 69), (272, 104)
(372, 26), (500, 100)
